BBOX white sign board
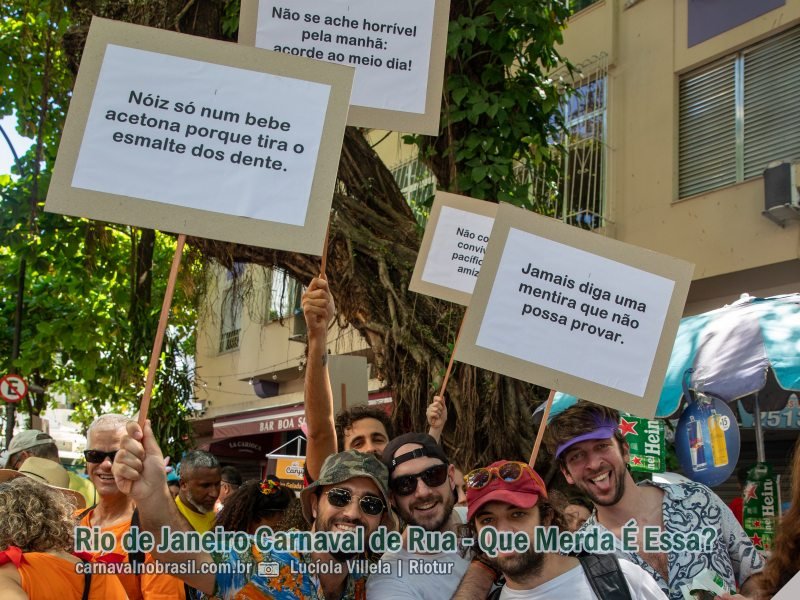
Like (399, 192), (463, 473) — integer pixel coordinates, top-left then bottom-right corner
(240, 0), (450, 134)
(409, 192), (498, 306)
(46, 18), (354, 255)
(455, 204), (694, 417)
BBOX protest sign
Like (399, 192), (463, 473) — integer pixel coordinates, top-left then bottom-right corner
(46, 17), (353, 256)
(240, 0), (449, 134)
(409, 192), (497, 306)
(328, 355), (369, 411)
(455, 204), (693, 417)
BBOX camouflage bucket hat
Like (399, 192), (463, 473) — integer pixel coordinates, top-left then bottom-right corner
(300, 450), (393, 528)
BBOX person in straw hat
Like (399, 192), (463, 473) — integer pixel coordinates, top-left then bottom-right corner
(0, 471), (127, 598)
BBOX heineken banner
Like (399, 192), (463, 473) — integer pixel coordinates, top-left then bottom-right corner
(675, 395), (740, 487)
(743, 463), (780, 553)
(619, 413), (665, 473)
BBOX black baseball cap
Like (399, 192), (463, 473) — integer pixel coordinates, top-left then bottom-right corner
(381, 432), (449, 474)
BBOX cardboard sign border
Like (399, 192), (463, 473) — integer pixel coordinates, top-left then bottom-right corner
(454, 204), (694, 418)
(409, 191), (498, 306)
(239, 0), (449, 135)
(46, 17), (354, 256)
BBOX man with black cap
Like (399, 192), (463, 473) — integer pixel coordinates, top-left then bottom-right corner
(452, 460), (666, 599)
(366, 432), (469, 598)
(113, 419), (394, 599)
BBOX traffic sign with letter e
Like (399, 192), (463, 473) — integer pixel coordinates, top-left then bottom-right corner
(0, 374), (28, 403)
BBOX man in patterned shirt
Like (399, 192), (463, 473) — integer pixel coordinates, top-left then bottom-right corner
(113, 420), (394, 599)
(545, 400), (764, 600)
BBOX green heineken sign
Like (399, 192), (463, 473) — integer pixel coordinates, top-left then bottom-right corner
(743, 462), (780, 553)
(620, 413), (665, 473)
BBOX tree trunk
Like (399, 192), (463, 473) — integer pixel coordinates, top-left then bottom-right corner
(62, 0), (548, 470)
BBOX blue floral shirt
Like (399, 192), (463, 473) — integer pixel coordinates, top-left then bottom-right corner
(209, 543), (368, 600)
(580, 480), (764, 600)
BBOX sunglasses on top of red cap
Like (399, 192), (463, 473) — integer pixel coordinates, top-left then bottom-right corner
(465, 461), (546, 493)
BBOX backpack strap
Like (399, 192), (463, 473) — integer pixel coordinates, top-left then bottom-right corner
(577, 554), (633, 600)
(81, 563), (92, 600)
(75, 504), (97, 523)
(128, 508), (146, 568)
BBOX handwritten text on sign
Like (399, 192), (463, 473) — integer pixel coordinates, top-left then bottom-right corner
(475, 228), (675, 397)
(256, 0), (434, 114)
(72, 44), (330, 226)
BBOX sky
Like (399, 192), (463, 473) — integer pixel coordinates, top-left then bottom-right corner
(0, 113), (34, 176)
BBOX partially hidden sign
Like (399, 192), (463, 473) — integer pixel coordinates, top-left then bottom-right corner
(240, 0), (450, 134)
(454, 204), (694, 417)
(46, 17), (354, 255)
(409, 192), (497, 306)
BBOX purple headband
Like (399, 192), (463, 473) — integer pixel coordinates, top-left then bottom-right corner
(555, 420), (619, 459)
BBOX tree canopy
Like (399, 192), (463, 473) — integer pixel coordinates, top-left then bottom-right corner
(1, 0), (575, 469)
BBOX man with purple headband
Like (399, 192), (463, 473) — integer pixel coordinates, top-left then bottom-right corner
(545, 400), (764, 600)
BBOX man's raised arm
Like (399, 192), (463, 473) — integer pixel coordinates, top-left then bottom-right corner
(112, 420), (216, 594)
(302, 276), (337, 480)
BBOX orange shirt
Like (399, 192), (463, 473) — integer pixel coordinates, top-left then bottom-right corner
(10, 551), (127, 600)
(78, 508), (187, 600)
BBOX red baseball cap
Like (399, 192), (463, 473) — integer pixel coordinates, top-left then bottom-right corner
(466, 461), (548, 522)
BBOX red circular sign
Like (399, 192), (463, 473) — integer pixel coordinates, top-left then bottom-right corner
(0, 375), (28, 403)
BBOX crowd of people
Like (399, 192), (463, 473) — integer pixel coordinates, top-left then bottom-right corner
(0, 276), (798, 599)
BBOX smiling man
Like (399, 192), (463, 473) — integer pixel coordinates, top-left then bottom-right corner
(77, 413), (185, 600)
(546, 400), (764, 600)
(366, 432), (469, 598)
(301, 277), (394, 484)
(113, 420), (393, 600)
(452, 460), (666, 600)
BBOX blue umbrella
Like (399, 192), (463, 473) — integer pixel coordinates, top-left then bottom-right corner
(536, 294), (800, 461)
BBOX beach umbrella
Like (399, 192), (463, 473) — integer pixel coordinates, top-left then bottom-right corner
(537, 294), (800, 462)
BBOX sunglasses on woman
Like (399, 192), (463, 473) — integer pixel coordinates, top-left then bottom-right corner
(465, 461), (546, 493)
(389, 463), (449, 496)
(83, 449), (118, 464)
(326, 488), (386, 516)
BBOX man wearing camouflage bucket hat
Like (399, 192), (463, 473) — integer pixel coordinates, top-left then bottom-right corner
(113, 418), (394, 600)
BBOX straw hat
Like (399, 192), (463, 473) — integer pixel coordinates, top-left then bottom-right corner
(0, 456), (86, 509)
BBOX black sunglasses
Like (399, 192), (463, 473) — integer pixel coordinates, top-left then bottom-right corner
(389, 463), (449, 496)
(326, 488), (385, 516)
(84, 449), (118, 464)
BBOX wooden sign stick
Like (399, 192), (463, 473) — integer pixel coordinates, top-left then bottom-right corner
(319, 220), (331, 279)
(529, 389), (556, 467)
(437, 310), (467, 402)
(138, 234), (186, 428)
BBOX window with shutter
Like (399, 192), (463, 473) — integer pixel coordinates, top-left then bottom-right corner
(678, 25), (800, 199)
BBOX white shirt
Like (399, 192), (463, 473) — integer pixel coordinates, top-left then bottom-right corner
(499, 559), (667, 599)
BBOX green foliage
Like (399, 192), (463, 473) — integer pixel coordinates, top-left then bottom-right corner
(408, 0), (573, 211)
(0, 0), (196, 454)
(221, 0), (241, 39)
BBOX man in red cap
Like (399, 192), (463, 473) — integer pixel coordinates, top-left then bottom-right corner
(452, 460), (666, 599)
